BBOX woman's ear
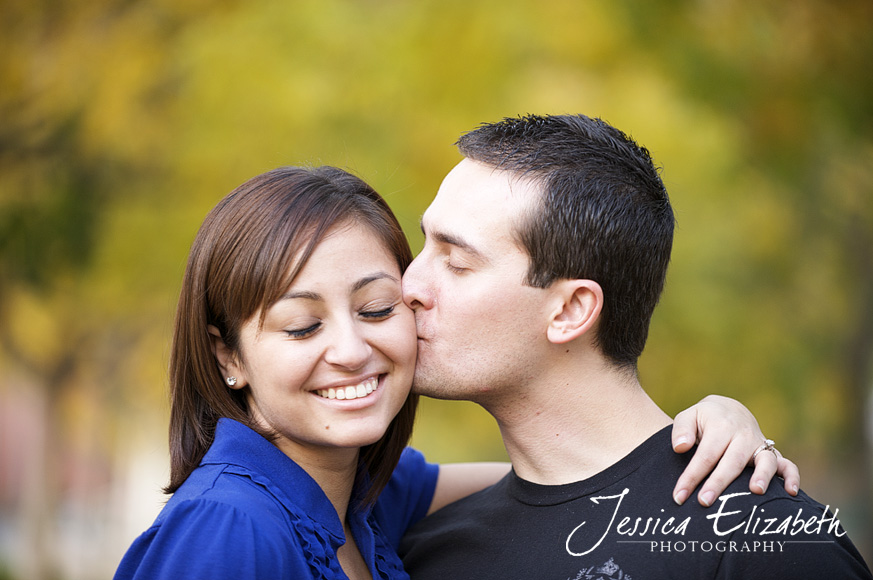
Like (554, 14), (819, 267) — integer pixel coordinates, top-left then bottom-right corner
(207, 325), (246, 389)
(546, 280), (603, 345)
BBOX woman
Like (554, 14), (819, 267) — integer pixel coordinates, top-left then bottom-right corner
(115, 166), (796, 579)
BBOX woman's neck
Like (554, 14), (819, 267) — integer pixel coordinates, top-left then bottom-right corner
(273, 438), (360, 523)
(282, 445), (372, 579)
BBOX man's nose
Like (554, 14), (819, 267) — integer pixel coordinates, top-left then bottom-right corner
(402, 255), (433, 311)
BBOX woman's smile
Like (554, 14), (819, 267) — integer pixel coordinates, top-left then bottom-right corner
(315, 374), (381, 400)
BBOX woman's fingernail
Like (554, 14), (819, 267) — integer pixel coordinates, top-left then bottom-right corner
(701, 491), (715, 507)
(754, 480), (766, 493)
(674, 489), (689, 505)
(673, 435), (688, 450)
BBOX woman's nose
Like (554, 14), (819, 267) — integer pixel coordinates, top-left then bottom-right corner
(324, 321), (372, 370)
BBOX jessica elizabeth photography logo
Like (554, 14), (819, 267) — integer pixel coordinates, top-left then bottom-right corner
(565, 488), (846, 556)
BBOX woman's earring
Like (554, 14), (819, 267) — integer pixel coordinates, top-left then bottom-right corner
(226, 376), (238, 387)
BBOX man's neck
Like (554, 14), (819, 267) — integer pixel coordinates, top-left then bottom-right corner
(483, 359), (672, 486)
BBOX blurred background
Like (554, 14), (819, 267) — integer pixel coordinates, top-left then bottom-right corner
(1, 0), (871, 577)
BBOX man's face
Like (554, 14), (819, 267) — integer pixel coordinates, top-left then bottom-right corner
(402, 159), (551, 403)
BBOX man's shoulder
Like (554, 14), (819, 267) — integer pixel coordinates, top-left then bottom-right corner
(424, 468), (511, 519)
(399, 470), (512, 558)
(400, 431), (872, 580)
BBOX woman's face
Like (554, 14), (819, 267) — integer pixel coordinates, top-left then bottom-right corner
(227, 222), (416, 460)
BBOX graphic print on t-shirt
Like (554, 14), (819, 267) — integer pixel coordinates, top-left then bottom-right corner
(566, 557), (631, 580)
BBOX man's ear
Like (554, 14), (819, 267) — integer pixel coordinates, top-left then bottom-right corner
(545, 280), (603, 345)
(207, 325), (247, 389)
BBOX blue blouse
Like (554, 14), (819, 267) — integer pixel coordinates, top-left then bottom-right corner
(114, 418), (439, 579)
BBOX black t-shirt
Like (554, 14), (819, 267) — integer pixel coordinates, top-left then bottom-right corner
(400, 427), (871, 579)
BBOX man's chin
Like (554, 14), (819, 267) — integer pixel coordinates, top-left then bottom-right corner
(410, 374), (441, 398)
(410, 378), (429, 396)
(411, 380), (460, 401)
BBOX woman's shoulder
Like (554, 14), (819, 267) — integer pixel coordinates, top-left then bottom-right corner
(395, 447), (438, 477)
(381, 447), (439, 503)
(114, 467), (310, 580)
(370, 447), (439, 549)
(152, 463), (293, 534)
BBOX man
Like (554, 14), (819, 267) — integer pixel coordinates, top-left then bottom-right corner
(399, 114), (870, 578)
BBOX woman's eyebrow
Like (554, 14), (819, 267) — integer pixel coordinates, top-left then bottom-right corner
(279, 272), (398, 301)
(352, 272), (399, 293)
(279, 290), (322, 302)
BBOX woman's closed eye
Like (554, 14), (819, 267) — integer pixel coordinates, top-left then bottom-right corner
(360, 305), (395, 320)
(285, 322), (321, 339)
(282, 301), (397, 338)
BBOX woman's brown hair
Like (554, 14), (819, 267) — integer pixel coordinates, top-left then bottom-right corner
(165, 166), (417, 506)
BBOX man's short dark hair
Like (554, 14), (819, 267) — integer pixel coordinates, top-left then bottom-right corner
(457, 114), (675, 369)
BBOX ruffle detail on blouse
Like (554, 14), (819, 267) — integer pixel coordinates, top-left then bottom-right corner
(370, 518), (411, 580)
(225, 467), (346, 579)
(286, 508), (345, 579)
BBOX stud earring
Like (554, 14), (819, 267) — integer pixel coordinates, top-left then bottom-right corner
(226, 376), (238, 387)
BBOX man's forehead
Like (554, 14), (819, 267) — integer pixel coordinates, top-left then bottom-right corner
(421, 184), (535, 263)
(424, 160), (538, 233)
(431, 159), (536, 208)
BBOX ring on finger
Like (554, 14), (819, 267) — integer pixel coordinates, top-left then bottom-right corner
(753, 438), (778, 461)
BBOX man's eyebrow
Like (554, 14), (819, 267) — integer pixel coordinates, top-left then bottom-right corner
(420, 219), (487, 262)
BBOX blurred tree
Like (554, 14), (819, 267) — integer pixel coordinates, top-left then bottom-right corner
(618, 0), (873, 549)
(0, 1), (229, 576)
(2, 0), (870, 575)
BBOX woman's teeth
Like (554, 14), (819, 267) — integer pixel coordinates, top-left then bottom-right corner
(316, 376), (379, 400)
